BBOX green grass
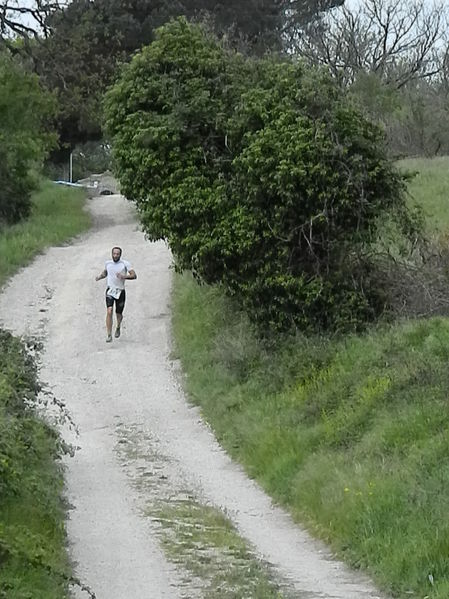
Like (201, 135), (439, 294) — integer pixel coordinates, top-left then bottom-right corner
(172, 275), (449, 598)
(0, 181), (90, 287)
(398, 156), (449, 232)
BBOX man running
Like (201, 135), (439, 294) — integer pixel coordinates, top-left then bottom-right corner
(95, 246), (137, 342)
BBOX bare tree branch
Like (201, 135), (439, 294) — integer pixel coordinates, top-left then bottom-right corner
(293, 0), (448, 88)
(0, 1), (67, 41)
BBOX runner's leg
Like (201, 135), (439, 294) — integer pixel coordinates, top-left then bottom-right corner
(105, 293), (115, 341)
(115, 290), (125, 337)
(106, 307), (113, 338)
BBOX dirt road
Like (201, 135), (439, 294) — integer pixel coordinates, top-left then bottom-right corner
(0, 195), (388, 599)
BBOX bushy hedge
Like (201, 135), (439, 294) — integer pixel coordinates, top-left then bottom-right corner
(105, 18), (419, 332)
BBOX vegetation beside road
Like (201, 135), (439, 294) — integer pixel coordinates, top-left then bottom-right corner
(171, 156), (449, 599)
(0, 181), (90, 289)
(399, 156), (449, 233)
(0, 181), (91, 598)
(0, 330), (70, 598)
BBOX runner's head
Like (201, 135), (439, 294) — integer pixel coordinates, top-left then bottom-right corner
(112, 246), (122, 262)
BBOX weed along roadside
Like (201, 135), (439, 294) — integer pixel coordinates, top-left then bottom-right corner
(170, 158), (449, 599)
(0, 181), (91, 598)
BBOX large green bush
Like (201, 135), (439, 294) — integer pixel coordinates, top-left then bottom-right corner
(105, 18), (418, 332)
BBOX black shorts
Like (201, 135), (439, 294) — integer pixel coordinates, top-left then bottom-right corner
(106, 289), (126, 314)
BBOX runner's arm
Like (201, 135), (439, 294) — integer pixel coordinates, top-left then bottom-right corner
(95, 269), (107, 281)
(117, 268), (137, 280)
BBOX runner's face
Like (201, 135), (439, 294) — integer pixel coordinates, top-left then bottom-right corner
(112, 249), (121, 262)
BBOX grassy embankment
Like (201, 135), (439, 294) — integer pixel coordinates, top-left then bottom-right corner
(0, 181), (90, 598)
(171, 156), (449, 599)
(0, 181), (89, 287)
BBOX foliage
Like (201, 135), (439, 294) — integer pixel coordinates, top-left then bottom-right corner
(70, 141), (112, 181)
(0, 329), (70, 597)
(0, 330), (42, 498)
(346, 74), (449, 159)
(30, 0), (343, 149)
(388, 80), (449, 158)
(293, 0), (449, 159)
(0, 50), (56, 225)
(34, 0), (158, 147)
(104, 17), (249, 234)
(34, 0), (281, 147)
(105, 18), (419, 332)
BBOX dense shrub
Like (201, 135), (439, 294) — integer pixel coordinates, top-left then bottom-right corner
(0, 147), (35, 224)
(0, 330), (43, 499)
(105, 18), (420, 332)
(0, 329), (70, 596)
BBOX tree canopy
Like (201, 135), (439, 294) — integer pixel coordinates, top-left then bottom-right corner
(22, 0), (343, 148)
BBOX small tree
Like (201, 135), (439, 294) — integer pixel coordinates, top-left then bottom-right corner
(105, 19), (419, 332)
(0, 50), (56, 225)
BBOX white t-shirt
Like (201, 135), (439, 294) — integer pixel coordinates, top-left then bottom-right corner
(105, 259), (132, 291)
